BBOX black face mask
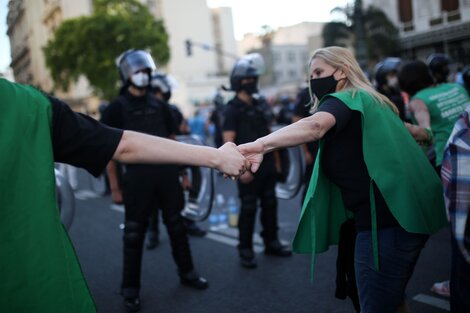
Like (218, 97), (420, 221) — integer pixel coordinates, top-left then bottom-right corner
(163, 91), (172, 102)
(240, 81), (258, 95)
(310, 71), (338, 100)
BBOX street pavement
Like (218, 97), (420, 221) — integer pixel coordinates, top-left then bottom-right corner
(68, 169), (451, 313)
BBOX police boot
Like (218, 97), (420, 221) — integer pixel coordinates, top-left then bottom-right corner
(264, 239), (292, 257)
(121, 221), (145, 310)
(238, 246), (257, 268)
(238, 195), (258, 268)
(184, 218), (207, 237)
(179, 269), (209, 290)
(121, 284), (141, 313)
(123, 297), (141, 313)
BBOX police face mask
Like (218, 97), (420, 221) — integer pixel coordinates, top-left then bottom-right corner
(387, 75), (399, 89)
(130, 72), (150, 88)
(310, 70), (338, 100)
(240, 79), (259, 95)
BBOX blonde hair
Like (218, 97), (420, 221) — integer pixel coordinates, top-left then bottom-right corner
(308, 46), (398, 114)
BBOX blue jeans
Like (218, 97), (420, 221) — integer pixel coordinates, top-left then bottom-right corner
(355, 227), (428, 313)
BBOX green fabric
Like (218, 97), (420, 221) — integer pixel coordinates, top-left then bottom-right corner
(413, 83), (469, 165)
(292, 88), (448, 276)
(0, 79), (96, 313)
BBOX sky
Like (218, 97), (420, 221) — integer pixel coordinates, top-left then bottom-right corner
(0, 0), (350, 72)
(207, 0), (350, 39)
(1, 0), (9, 71)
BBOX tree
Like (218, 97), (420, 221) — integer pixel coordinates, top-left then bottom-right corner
(321, 0), (399, 66)
(43, 0), (170, 100)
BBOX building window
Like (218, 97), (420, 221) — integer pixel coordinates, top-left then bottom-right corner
(289, 70), (296, 78)
(287, 51), (295, 62)
(273, 52), (281, 62)
(398, 0), (413, 23)
(442, 0), (459, 11)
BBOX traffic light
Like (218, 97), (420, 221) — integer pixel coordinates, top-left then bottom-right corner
(185, 39), (192, 57)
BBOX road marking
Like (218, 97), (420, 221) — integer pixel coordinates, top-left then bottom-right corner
(413, 294), (450, 311)
(205, 232), (264, 253)
(74, 189), (100, 200)
(110, 204), (125, 213)
(206, 227), (290, 254)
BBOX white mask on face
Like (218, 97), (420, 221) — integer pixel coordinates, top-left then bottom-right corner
(130, 72), (149, 88)
(387, 76), (399, 89)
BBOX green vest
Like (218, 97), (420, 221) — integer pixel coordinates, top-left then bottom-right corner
(0, 79), (96, 313)
(413, 83), (469, 165)
(292, 89), (448, 276)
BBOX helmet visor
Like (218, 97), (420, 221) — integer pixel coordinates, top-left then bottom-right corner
(118, 50), (157, 81)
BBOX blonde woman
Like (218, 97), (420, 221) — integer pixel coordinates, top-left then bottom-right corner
(238, 46), (447, 313)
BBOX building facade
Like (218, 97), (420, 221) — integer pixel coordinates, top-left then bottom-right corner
(364, 0), (470, 65)
(7, 0), (94, 110)
(6, 0), (237, 115)
(237, 22), (324, 97)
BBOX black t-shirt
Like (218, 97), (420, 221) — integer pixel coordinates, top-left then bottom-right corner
(50, 96), (123, 177)
(317, 97), (399, 231)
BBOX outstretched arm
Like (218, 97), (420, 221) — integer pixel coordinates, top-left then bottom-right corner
(238, 112), (336, 172)
(113, 130), (250, 177)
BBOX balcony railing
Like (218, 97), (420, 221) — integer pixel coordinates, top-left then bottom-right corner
(428, 10), (461, 27)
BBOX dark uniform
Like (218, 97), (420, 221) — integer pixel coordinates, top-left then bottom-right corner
(224, 96), (278, 247)
(223, 53), (292, 268)
(373, 58), (406, 121)
(147, 72), (207, 242)
(102, 50), (207, 313)
(102, 90), (199, 290)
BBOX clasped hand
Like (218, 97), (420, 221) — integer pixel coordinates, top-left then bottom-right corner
(216, 141), (265, 180)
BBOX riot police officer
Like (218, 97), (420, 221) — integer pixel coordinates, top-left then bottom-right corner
(101, 50), (208, 313)
(427, 53), (451, 84)
(222, 54), (292, 269)
(145, 72), (207, 250)
(374, 57), (406, 121)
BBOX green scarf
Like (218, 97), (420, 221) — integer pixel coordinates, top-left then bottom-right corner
(293, 88), (447, 278)
(0, 79), (96, 312)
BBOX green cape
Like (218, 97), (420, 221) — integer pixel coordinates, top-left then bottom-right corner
(292, 89), (447, 277)
(0, 79), (96, 312)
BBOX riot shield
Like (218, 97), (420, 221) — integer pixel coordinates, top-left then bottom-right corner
(272, 125), (306, 200)
(54, 168), (76, 230)
(176, 135), (215, 221)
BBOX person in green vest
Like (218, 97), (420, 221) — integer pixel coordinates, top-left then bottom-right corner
(398, 60), (469, 300)
(237, 46), (448, 313)
(398, 60), (469, 172)
(0, 78), (249, 313)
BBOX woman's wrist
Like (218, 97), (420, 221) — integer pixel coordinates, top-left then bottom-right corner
(255, 138), (268, 154)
